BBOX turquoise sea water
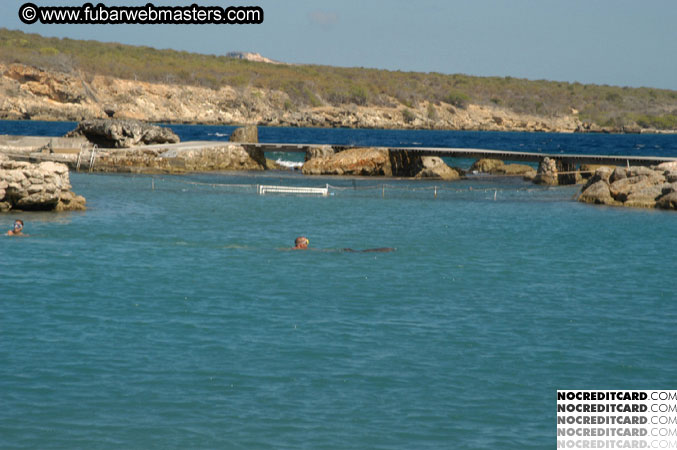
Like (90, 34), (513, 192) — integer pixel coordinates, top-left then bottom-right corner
(1, 124), (676, 449)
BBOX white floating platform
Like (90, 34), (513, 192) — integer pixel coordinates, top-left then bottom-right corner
(257, 184), (329, 196)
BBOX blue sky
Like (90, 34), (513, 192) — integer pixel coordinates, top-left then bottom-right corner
(2, 0), (676, 90)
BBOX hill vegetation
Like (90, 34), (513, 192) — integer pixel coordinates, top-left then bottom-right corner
(1, 28), (677, 130)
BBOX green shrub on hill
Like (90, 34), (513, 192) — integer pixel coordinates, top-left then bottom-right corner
(633, 114), (677, 130)
(444, 90), (469, 108)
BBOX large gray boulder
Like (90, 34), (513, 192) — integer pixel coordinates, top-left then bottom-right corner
(66, 119), (180, 148)
(0, 159), (86, 211)
(229, 125), (259, 143)
(577, 180), (619, 206)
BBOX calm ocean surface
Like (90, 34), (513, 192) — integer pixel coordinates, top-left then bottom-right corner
(1, 121), (676, 449)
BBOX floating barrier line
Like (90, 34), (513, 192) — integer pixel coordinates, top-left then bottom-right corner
(155, 177), (255, 189)
(326, 184), (381, 191)
(326, 183), (547, 193)
(150, 177), (567, 198)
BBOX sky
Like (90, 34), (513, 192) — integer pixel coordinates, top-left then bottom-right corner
(2, 0), (676, 90)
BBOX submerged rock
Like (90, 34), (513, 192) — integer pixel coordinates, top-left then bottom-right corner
(0, 159), (85, 211)
(66, 119), (180, 148)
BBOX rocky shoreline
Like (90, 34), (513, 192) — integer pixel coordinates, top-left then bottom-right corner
(578, 162), (677, 210)
(2, 63), (674, 134)
(2, 121), (676, 212)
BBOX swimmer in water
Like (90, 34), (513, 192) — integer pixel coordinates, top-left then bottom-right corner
(293, 236), (309, 250)
(6, 219), (24, 236)
(291, 236), (394, 253)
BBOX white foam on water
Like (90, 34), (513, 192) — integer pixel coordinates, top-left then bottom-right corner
(275, 159), (303, 169)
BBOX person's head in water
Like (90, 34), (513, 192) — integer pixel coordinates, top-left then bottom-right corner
(294, 236), (309, 250)
(7, 219), (23, 236)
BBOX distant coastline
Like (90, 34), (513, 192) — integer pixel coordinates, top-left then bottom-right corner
(1, 61), (674, 135)
(1, 29), (677, 134)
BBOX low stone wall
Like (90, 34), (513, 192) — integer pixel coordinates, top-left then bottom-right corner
(0, 154), (86, 212)
(88, 143), (266, 174)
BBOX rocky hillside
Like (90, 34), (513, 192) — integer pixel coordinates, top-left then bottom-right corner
(0, 63), (582, 132)
(1, 28), (677, 132)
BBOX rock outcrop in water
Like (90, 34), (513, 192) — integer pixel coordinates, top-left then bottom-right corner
(301, 148), (461, 179)
(578, 162), (677, 210)
(66, 119), (180, 148)
(414, 157), (461, 180)
(0, 154), (86, 211)
(302, 147), (392, 176)
(533, 157), (560, 186)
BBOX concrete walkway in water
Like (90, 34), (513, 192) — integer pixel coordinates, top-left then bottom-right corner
(248, 142), (677, 166)
(2, 135), (676, 167)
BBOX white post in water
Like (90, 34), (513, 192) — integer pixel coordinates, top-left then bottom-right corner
(434, 186), (437, 198)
